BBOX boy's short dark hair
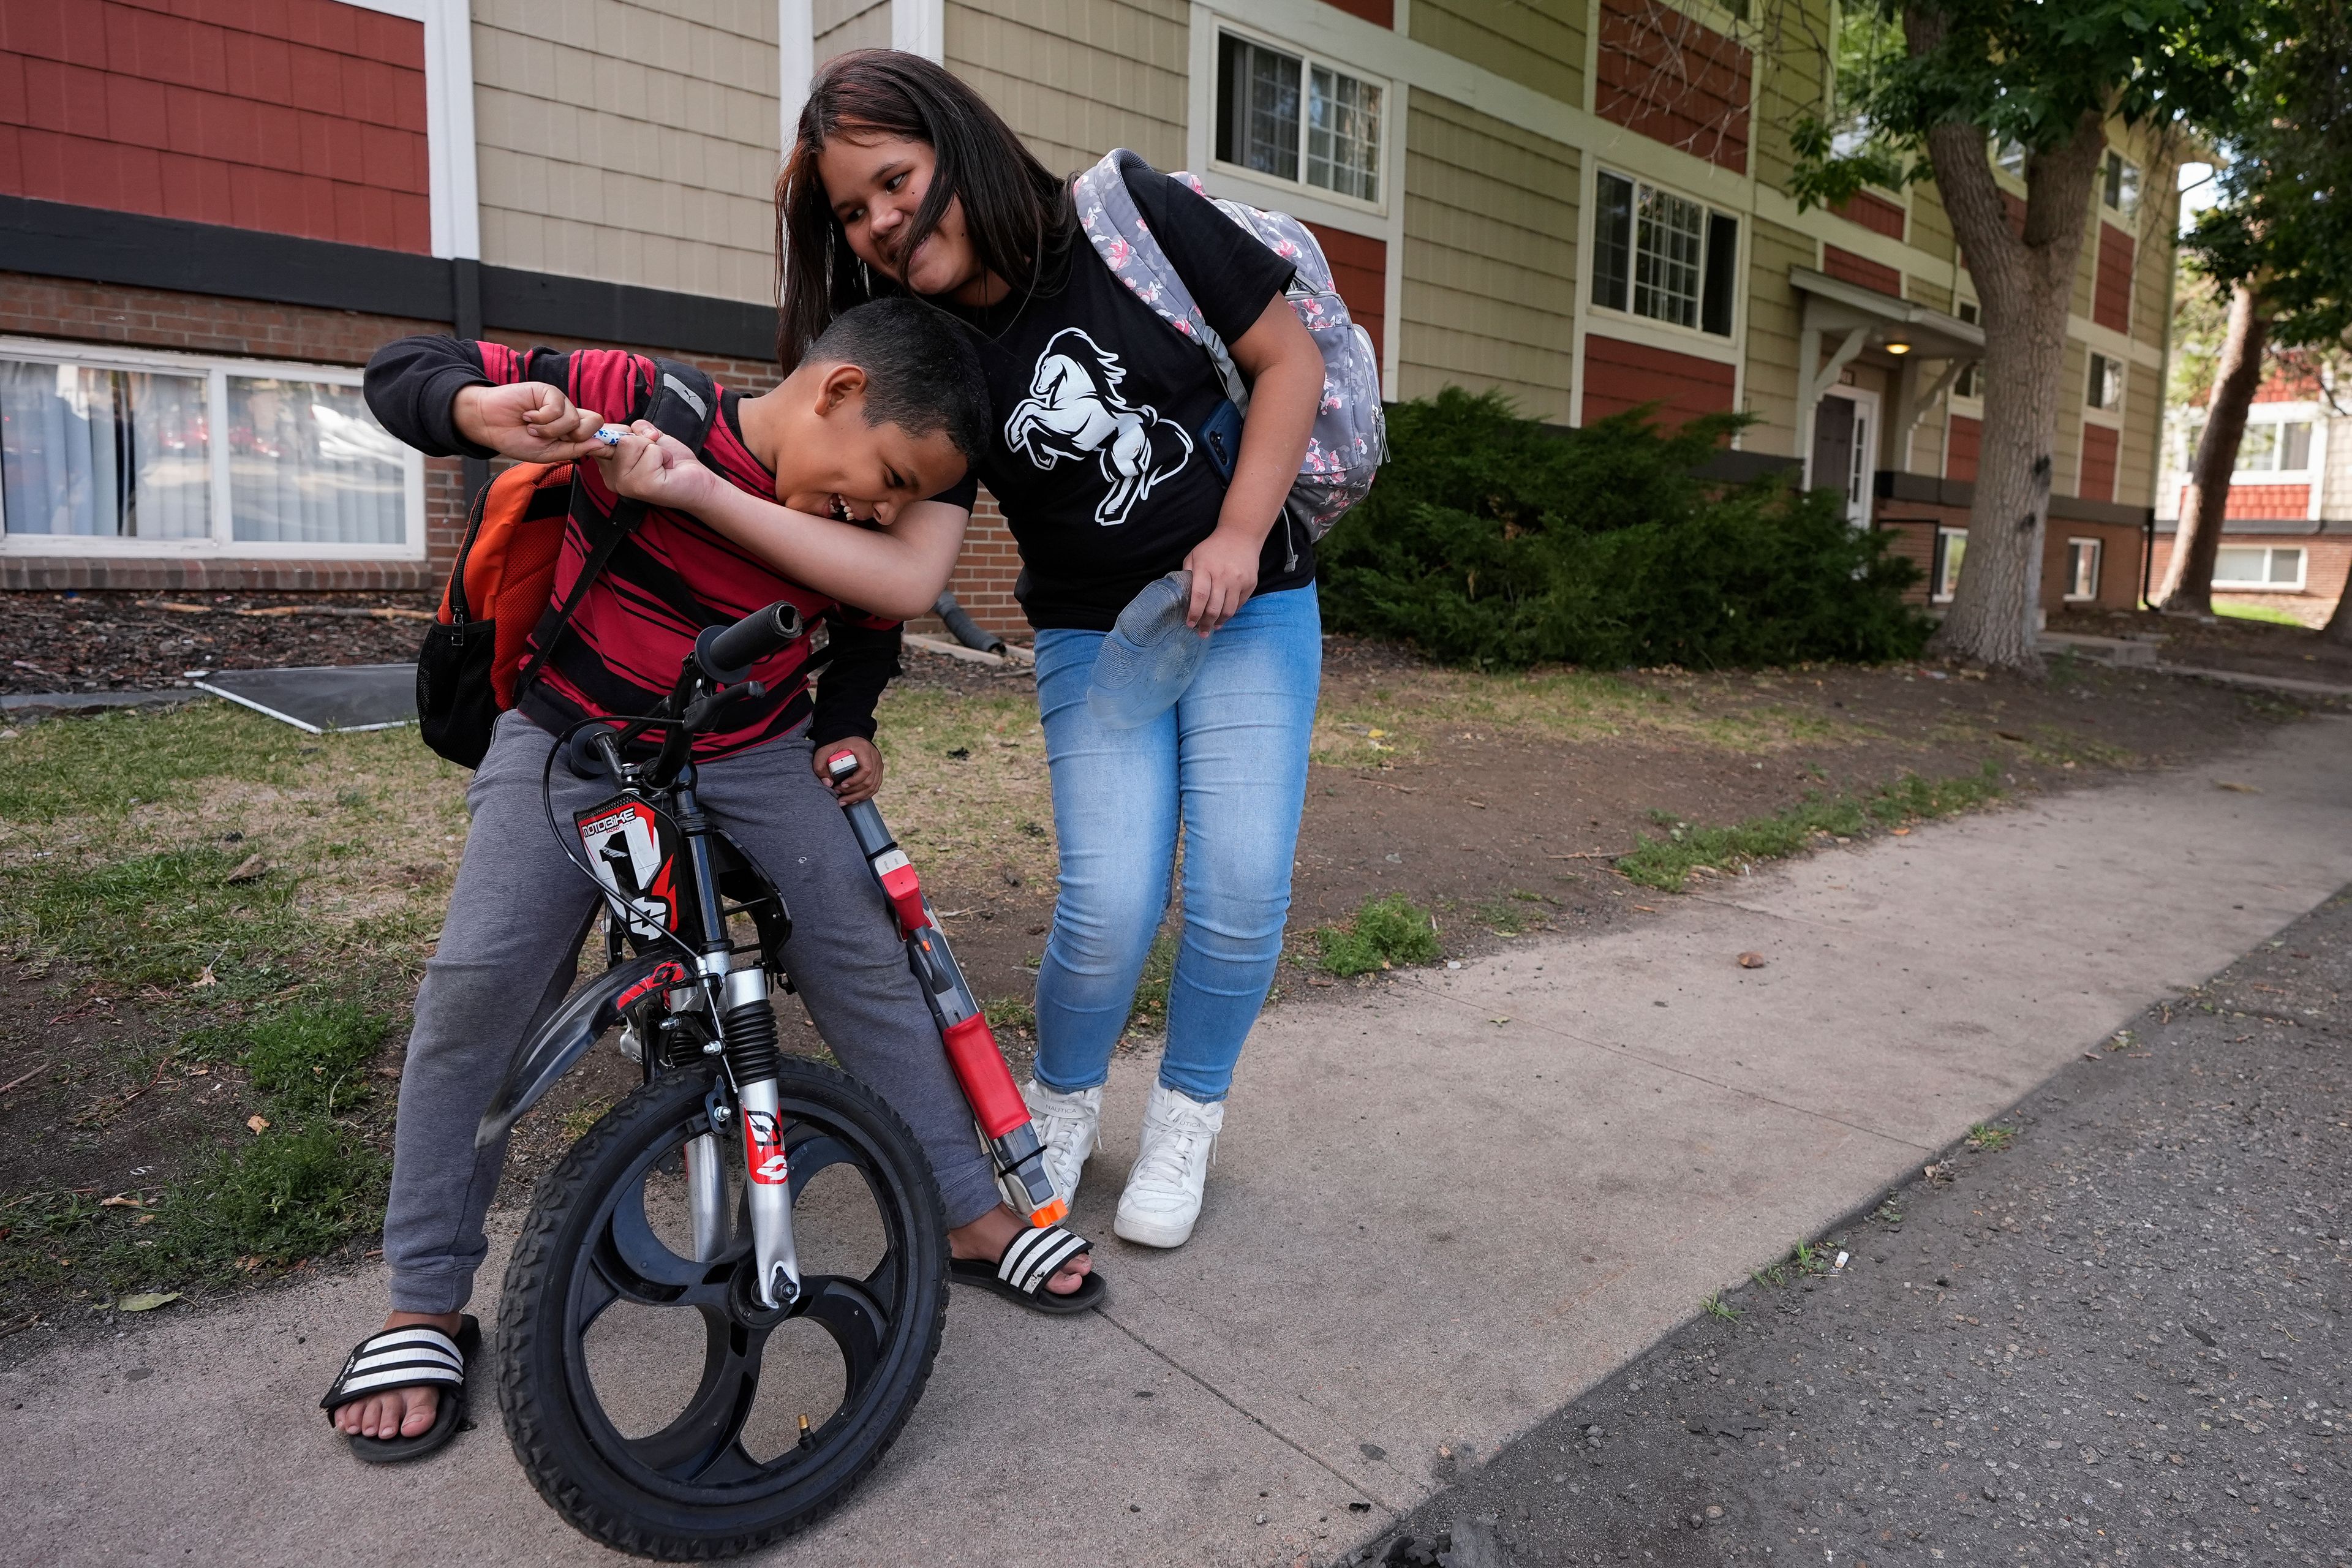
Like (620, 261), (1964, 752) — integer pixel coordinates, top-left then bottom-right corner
(807, 298), (990, 462)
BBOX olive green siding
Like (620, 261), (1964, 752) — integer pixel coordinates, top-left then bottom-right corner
(1909, 179), (1956, 268)
(1749, 5), (1828, 194)
(1398, 89), (1580, 424)
(1409, 0), (1584, 110)
(1741, 217), (1814, 459)
(470, 0), (780, 305)
(815, 0), (891, 65)
(945, 0), (1188, 176)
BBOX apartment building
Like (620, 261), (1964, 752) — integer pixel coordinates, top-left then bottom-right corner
(2151, 366), (2350, 625)
(0, 0), (2179, 627)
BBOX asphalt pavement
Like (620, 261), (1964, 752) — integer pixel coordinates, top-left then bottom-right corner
(1369, 891), (2351, 1567)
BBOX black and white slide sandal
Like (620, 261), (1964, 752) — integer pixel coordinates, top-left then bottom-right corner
(950, 1224), (1107, 1315)
(319, 1316), (481, 1463)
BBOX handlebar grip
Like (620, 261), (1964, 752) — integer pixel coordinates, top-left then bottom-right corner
(697, 601), (805, 682)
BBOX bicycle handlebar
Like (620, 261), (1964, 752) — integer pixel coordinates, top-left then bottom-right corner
(697, 602), (805, 684)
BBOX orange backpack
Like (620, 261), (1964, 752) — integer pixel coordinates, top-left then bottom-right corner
(413, 358), (719, 767)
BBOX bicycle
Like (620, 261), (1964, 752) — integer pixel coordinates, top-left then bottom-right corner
(472, 601), (1064, 1559)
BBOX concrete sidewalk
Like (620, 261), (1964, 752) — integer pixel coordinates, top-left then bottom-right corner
(9, 716), (2351, 1568)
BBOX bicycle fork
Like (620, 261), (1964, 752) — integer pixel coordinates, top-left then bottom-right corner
(676, 771), (802, 1310)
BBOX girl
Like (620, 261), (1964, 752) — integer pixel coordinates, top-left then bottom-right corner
(687, 48), (1325, 1249)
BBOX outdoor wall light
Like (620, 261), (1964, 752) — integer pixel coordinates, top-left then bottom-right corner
(1884, 338), (1913, 355)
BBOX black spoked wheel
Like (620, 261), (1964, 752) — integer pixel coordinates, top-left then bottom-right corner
(496, 1060), (948, 1560)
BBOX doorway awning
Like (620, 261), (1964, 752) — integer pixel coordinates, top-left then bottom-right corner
(1790, 266), (1986, 484)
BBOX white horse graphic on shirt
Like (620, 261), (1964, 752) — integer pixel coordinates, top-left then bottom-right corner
(1003, 328), (1192, 527)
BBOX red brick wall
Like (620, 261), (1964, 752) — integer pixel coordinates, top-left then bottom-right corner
(2093, 222), (2134, 335)
(1594, 0), (1750, 175)
(0, 272), (787, 592)
(2147, 533), (2348, 615)
(1302, 220), (1384, 367)
(2079, 424), (2119, 505)
(0, 0), (431, 252)
(1874, 502), (2147, 611)
(1580, 333), (1736, 429)
(1945, 414), (1981, 483)
(1832, 190), (1905, 241)
(1822, 244), (1901, 298)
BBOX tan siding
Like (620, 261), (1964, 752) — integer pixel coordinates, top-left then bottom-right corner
(472, 0), (779, 303)
(2116, 370), (2158, 509)
(1909, 178), (1955, 267)
(1398, 89), (1578, 423)
(1741, 217), (1812, 457)
(1409, 0), (1583, 108)
(945, 0), (1188, 176)
(816, 0), (891, 64)
(1904, 276), (1951, 313)
(2057, 339), (2087, 497)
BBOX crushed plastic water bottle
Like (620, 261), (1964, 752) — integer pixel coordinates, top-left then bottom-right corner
(1087, 570), (1207, 729)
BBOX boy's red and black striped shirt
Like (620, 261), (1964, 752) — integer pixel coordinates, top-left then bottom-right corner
(368, 339), (900, 760)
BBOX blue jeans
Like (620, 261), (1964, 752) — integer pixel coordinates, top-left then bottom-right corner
(1030, 584), (1321, 1103)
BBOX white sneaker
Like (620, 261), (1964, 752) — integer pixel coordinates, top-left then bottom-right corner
(1022, 1080), (1101, 1207)
(1114, 1083), (1224, 1248)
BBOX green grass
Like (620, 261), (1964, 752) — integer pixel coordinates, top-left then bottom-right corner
(238, 1001), (390, 1114)
(1965, 1121), (2016, 1152)
(1316, 894), (1443, 976)
(1123, 933), (1178, 1034)
(1617, 762), (2005, 892)
(1702, 1290), (1743, 1321)
(2214, 601), (2308, 627)
(0, 702), (311, 824)
(1, 843), (307, 995)
(121, 1121), (388, 1288)
(982, 994), (1036, 1033)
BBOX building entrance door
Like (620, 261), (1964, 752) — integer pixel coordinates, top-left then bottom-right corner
(1809, 388), (1878, 526)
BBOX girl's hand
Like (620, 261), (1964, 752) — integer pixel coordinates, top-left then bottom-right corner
(594, 421), (717, 511)
(1181, 523), (1261, 631)
(815, 737), (886, 803)
(452, 382), (607, 462)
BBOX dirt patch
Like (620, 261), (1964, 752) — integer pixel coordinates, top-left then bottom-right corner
(1, 590), (434, 696)
(2048, 603), (2352, 686)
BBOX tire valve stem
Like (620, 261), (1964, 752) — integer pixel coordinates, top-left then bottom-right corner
(797, 1414), (812, 1449)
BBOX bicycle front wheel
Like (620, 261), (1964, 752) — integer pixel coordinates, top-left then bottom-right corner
(496, 1060), (948, 1559)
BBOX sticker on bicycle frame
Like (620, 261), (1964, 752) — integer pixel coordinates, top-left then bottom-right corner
(576, 794), (684, 939)
(742, 1109), (789, 1186)
(614, 960), (690, 1012)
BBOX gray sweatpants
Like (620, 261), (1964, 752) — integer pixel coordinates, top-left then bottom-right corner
(382, 710), (1001, 1313)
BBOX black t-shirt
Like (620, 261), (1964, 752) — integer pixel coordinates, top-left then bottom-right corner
(937, 164), (1303, 630)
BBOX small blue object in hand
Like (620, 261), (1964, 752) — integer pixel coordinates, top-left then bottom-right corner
(594, 424), (630, 446)
(1087, 570), (1207, 730)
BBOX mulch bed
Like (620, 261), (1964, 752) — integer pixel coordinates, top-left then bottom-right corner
(0, 592), (435, 696)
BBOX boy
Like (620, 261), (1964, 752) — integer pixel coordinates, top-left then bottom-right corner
(328, 300), (1095, 1460)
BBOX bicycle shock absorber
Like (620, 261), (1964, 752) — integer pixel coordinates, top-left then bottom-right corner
(720, 963), (802, 1308)
(827, 752), (1068, 1227)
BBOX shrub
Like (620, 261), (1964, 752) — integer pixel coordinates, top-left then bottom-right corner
(1319, 388), (1931, 668)
(1317, 894), (1442, 976)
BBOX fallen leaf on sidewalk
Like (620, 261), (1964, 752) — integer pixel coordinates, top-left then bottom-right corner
(246, 1114), (270, 1134)
(1490, 1016), (1511, 1025)
(2215, 781), (2260, 793)
(115, 1291), (179, 1313)
(224, 853), (269, 884)
(1737, 951), (1766, 968)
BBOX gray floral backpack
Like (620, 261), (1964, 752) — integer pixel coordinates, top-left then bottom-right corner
(1072, 149), (1385, 552)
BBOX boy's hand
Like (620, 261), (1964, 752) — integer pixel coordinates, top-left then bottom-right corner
(1181, 521), (1262, 631)
(452, 382), (607, 462)
(594, 421), (718, 511)
(816, 739), (885, 805)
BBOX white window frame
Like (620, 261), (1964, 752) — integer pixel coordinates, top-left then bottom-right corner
(2229, 407), (2321, 483)
(1207, 20), (1392, 217)
(1588, 166), (1744, 345)
(1932, 525), (1967, 603)
(2100, 149), (2141, 221)
(1951, 299), (1984, 404)
(2084, 351), (2125, 416)
(2212, 545), (2307, 592)
(0, 337), (424, 562)
(2062, 536), (2101, 601)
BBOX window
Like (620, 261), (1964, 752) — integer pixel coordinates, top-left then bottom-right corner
(2064, 537), (2101, 601)
(1993, 137), (2026, 178)
(2101, 151), (2140, 219)
(1215, 32), (1382, 204)
(2086, 353), (2123, 412)
(2235, 419), (2313, 474)
(1593, 171), (1740, 337)
(1953, 301), (1982, 399)
(1933, 527), (1967, 602)
(0, 341), (420, 556)
(2213, 546), (2306, 590)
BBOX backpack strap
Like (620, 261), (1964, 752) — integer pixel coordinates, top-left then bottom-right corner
(1073, 150), (1252, 411)
(512, 356), (722, 699)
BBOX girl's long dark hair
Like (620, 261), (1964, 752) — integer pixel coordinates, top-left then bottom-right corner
(775, 50), (1074, 371)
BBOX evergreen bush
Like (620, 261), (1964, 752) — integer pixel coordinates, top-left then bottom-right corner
(1319, 389), (1931, 668)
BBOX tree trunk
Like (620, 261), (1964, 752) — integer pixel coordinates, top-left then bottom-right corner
(1904, 13), (2107, 670)
(2323, 578), (2352, 645)
(2155, 283), (2269, 617)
